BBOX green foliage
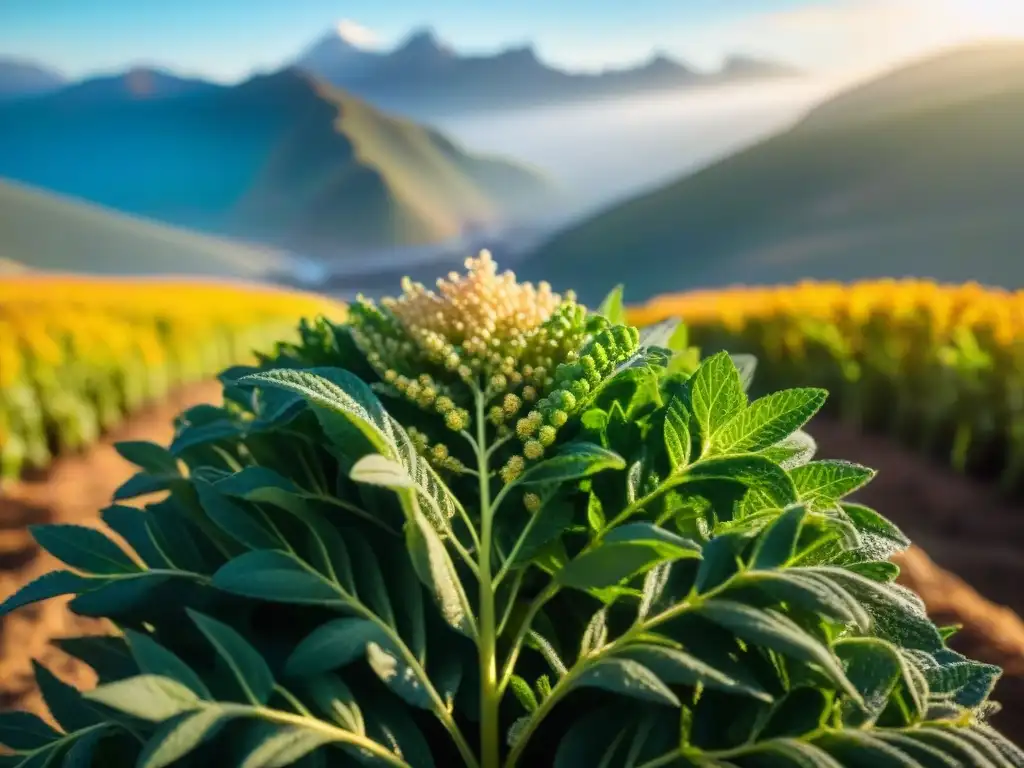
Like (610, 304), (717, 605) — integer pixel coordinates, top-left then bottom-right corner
(1, 265), (1019, 768)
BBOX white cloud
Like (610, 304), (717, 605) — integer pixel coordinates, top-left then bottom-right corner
(335, 19), (378, 49)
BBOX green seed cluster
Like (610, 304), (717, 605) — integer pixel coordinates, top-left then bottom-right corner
(407, 426), (470, 474)
(500, 324), (641, 483)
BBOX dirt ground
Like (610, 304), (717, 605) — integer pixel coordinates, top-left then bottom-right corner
(1, 395), (1024, 740)
(0, 382), (222, 719)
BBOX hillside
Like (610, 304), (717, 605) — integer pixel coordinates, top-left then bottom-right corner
(0, 179), (290, 279)
(0, 68), (554, 257)
(519, 42), (1024, 304)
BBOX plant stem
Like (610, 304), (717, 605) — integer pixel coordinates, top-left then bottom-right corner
(474, 386), (502, 768)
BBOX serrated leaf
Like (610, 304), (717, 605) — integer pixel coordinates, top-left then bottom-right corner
(68, 572), (171, 617)
(84, 675), (201, 722)
(406, 501), (475, 637)
(56, 635), (137, 684)
(742, 738), (845, 767)
(32, 662), (103, 733)
(61, 726), (109, 768)
(361, 696), (436, 768)
(816, 730), (941, 767)
(193, 480), (281, 551)
(587, 492), (606, 532)
(187, 610), (274, 706)
(732, 354), (758, 392)
(509, 676), (539, 712)
(872, 731), (962, 767)
(599, 285), (626, 325)
(114, 471), (182, 501)
(761, 430), (818, 470)
(663, 399), (691, 470)
(554, 708), (632, 768)
(689, 351), (746, 452)
(100, 505), (171, 569)
(124, 629), (211, 700)
(801, 567), (942, 653)
(751, 505), (808, 568)
(170, 419), (244, 456)
(304, 675), (365, 735)
(617, 643), (772, 702)
(834, 638), (904, 727)
(350, 454), (416, 489)
(791, 461), (876, 508)
(717, 388), (827, 454)
(366, 641), (432, 710)
(842, 503), (910, 559)
(212, 550), (344, 605)
(0, 570), (95, 617)
(572, 657), (680, 706)
(114, 441), (180, 475)
(741, 570), (870, 631)
(239, 724), (333, 768)
(671, 454), (799, 510)
(638, 563), (672, 621)
(29, 524), (140, 575)
(137, 707), (228, 768)
(694, 533), (746, 594)
(697, 600), (862, 705)
(518, 443), (626, 486)
(243, 368), (458, 532)
(580, 608), (610, 657)
(557, 524), (700, 591)
(240, 368), (391, 458)
(0, 711), (61, 750)
(285, 618), (387, 678)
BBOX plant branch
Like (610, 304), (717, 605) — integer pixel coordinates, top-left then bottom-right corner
(475, 384), (503, 768)
(220, 704), (414, 768)
(497, 584), (559, 694)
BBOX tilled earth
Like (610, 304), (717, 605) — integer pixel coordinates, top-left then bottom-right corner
(1, 400), (1023, 741)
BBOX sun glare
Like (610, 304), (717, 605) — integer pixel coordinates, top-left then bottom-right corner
(943, 0), (1024, 38)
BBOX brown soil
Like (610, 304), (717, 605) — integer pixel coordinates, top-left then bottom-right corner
(0, 382), (222, 720)
(1, 399), (1023, 741)
(813, 418), (1024, 737)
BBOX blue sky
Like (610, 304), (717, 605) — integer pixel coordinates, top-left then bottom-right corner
(2, 0), (1020, 82)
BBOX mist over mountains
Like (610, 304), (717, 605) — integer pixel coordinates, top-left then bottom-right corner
(294, 26), (799, 116)
(0, 25), (798, 118)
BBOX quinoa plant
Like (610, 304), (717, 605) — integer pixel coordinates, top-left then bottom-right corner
(1, 253), (1020, 767)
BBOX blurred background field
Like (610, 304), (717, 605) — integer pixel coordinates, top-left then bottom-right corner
(4, 0), (1024, 743)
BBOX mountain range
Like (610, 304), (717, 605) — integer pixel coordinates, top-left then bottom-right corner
(0, 68), (556, 258)
(519, 41), (1024, 304)
(295, 27), (799, 117)
(0, 58), (66, 99)
(0, 26), (798, 118)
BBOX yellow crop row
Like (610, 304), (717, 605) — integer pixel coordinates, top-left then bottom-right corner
(0, 275), (345, 482)
(630, 279), (1024, 490)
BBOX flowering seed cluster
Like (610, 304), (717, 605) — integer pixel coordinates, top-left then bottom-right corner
(500, 324), (641, 483)
(344, 250), (642, 482)
(348, 250), (590, 431)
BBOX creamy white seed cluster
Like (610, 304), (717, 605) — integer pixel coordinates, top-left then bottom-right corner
(346, 250), (640, 484)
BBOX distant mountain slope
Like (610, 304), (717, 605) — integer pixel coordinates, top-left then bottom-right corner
(50, 66), (219, 104)
(295, 26), (799, 117)
(0, 58), (65, 100)
(0, 68), (554, 257)
(520, 42), (1024, 304)
(0, 179), (289, 278)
